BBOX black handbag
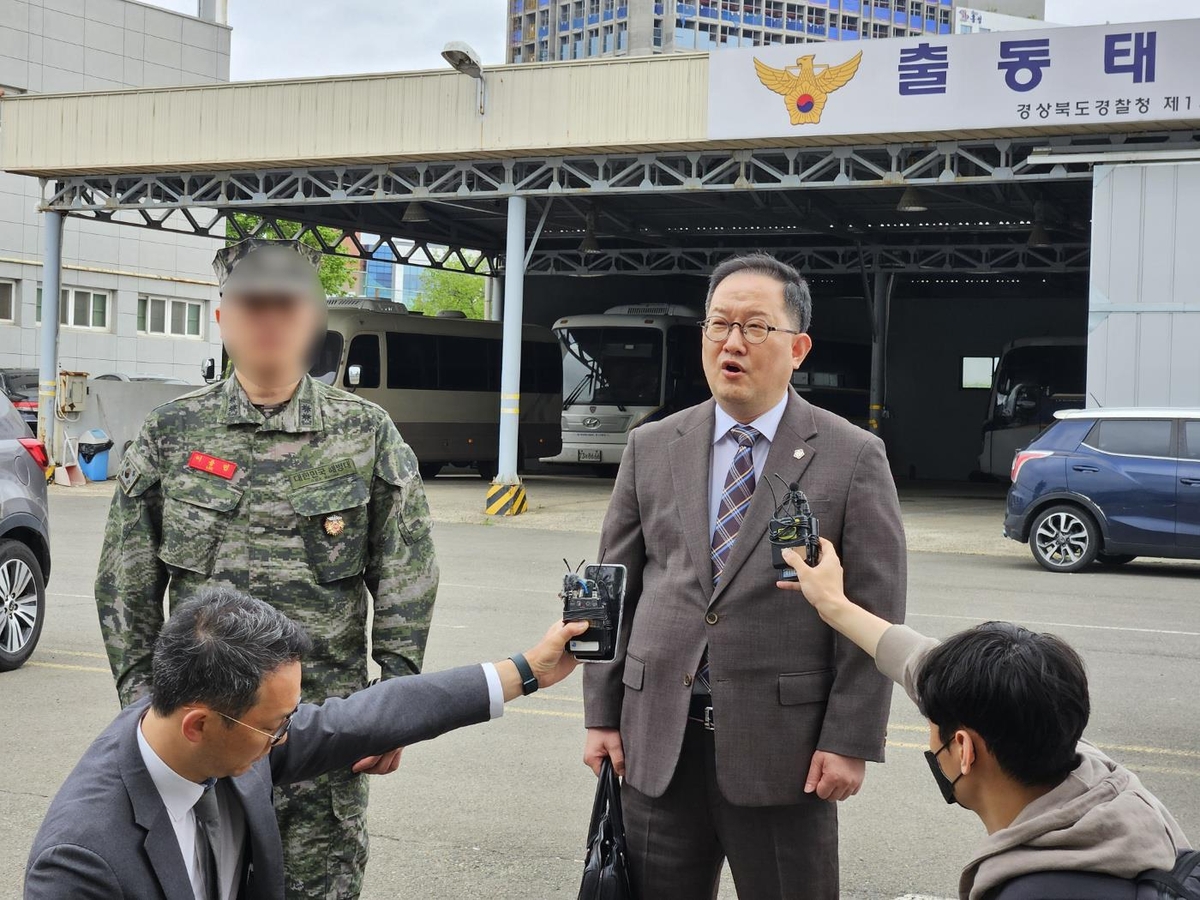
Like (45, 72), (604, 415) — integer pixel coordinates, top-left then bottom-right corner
(577, 758), (635, 900)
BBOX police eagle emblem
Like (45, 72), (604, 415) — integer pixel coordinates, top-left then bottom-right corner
(753, 51), (863, 125)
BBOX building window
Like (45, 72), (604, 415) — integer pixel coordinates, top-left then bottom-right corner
(35, 286), (110, 330)
(0, 280), (14, 322)
(137, 296), (204, 337)
(961, 356), (999, 390)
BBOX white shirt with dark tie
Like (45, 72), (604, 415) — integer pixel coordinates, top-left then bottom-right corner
(708, 392), (790, 536)
(134, 664), (507, 900)
(136, 722), (246, 900)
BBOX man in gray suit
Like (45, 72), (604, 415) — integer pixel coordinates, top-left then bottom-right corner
(25, 587), (587, 899)
(582, 253), (907, 899)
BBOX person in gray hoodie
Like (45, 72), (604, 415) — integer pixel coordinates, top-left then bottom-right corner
(778, 539), (1191, 900)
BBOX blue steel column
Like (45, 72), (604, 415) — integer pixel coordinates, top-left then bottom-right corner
(37, 210), (65, 461)
(496, 195), (525, 484)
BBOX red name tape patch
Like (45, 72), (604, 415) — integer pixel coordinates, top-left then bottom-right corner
(188, 451), (239, 480)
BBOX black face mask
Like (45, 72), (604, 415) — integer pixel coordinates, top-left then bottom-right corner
(924, 738), (964, 806)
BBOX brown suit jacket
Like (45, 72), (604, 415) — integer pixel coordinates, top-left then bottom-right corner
(583, 390), (907, 807)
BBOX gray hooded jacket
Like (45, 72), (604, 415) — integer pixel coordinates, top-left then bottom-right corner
(876, 624), (1190, 900)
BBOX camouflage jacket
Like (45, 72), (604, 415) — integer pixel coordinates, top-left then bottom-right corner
(96, 375), (436, 706)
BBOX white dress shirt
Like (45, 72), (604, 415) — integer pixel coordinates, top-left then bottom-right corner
(135, 665), (505, 900)
(708, 393), (790, 537)
(136, 721), (246, 900)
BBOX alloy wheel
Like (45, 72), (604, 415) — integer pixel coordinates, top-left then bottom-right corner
(1034, 510), (1091, 568)
(0, 558), (39, 655)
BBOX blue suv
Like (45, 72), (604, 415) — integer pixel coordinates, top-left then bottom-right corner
(1005, 409), (1200, 572)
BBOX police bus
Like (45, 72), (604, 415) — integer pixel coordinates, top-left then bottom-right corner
(543, 304), (709, 469)
(310, 298), (562, 480)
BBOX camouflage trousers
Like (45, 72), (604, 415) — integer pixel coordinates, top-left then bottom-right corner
(275, 767), (370, 900)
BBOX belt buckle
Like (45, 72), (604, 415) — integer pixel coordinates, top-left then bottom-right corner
(702, 705), (714, 732)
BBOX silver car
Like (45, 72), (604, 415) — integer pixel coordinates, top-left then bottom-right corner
(0, 394), (50, 670)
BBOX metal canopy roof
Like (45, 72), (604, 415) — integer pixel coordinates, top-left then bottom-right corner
(2, 50), (1198, 277)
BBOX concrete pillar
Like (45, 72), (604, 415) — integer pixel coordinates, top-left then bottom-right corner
(37, 211), (65, 461)
(868, 271), (888, 438)
(496, 196), (526, 485)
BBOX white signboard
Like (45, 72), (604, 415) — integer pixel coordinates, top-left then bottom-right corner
(707, 18), (1200, 140)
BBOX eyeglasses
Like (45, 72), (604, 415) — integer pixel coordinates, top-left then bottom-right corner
(204, 708), (295, 747)
(699, 317), (801, 345)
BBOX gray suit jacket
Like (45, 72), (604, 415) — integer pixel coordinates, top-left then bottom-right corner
(25, 666), (490, 899)
(583, 391), (907, 806)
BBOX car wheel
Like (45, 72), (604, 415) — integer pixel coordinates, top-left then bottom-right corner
(1029, 505), (1100, 573)
(418, 462), (443, 481)
(1097, 553), (1137, 566)
(0, 539), (46, 671)
(476, 459), (498, 481)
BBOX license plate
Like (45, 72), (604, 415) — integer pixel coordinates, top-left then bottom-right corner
(577, 449), (602, 463)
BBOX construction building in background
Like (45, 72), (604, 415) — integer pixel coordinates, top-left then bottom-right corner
(506, 0), (1045, 63)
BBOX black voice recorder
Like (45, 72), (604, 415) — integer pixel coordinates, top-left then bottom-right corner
(560, 559), (627, 662)
(767, 474), (821, 581)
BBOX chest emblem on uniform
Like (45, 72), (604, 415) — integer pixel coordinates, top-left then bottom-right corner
(323, 514), (346, 537)
(188, 451), (239, 480)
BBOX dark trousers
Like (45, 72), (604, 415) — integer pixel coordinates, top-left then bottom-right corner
(622, 723), (839, 900)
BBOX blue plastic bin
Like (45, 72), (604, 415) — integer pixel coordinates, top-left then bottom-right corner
(79, 449), (110, 481)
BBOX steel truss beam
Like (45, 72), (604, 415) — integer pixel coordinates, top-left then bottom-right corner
(41, 132), (1199, 217)
(75, 207), (498, 274)
(63, 203), (1088, 274)
(524, 243), (1090, 276)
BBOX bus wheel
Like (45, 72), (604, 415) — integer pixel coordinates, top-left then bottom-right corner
(476, 460), (498, 481)
(418, 462), (443, 481)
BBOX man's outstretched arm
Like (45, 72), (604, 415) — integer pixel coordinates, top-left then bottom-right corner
(781, 538), (938, 706)
(272, 619), (588, 786)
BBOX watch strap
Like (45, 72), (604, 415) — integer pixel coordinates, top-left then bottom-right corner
(510, 653), (538, 696)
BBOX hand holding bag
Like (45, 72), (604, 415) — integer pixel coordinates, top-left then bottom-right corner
(577, 758), (635, 900)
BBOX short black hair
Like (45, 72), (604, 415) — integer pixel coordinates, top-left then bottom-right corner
(151, 587), (312, 719)
(916, 622), (1089, 787)
(705, 252), (813, 333)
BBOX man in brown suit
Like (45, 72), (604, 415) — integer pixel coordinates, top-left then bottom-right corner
(582, 253), (906, 900)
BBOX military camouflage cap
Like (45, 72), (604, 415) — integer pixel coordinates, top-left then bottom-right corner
(214, 239), (324, 301)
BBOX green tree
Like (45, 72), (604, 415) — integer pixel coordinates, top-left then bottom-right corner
(412, 262), (485, 319)
(226, 213), (358, 297)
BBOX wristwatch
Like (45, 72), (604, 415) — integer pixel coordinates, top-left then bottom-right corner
(509, 653), (539, 696)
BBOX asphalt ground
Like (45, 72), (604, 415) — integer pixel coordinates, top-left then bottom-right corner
(1, 477), (1197, 899)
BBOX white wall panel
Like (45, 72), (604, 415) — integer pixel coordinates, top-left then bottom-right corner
(1088, 162), (1200, 409)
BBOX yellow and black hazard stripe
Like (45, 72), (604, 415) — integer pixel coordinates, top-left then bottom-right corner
(485, 482), (528, 517)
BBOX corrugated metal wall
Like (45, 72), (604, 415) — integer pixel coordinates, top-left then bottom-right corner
(1087, 161), (1200, 407)
(0, 55), (709, 175)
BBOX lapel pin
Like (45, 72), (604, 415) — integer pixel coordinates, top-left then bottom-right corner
(793, 448), (805, 460)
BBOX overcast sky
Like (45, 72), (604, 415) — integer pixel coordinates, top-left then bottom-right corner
(145, 0), (1195, 81)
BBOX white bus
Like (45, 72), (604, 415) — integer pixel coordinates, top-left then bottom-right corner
(543, 304), (709, 468)
(310, 298), (562, 479)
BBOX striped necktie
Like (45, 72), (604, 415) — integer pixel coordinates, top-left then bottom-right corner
(697, 424), (760, 692)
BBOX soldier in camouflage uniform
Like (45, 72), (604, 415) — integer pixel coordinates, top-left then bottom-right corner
(95, 238), (436, 899)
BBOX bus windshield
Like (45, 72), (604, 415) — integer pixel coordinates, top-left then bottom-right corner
(993, 344), (1086, 423)
(558, 326), (664, 409)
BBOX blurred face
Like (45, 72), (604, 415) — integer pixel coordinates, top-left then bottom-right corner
(216, 291), (321, 382)
(194, 661), (302, 778)
(702, 272), (812, 423)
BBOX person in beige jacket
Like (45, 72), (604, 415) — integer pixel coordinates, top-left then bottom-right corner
(780, 539), (1191, 900)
